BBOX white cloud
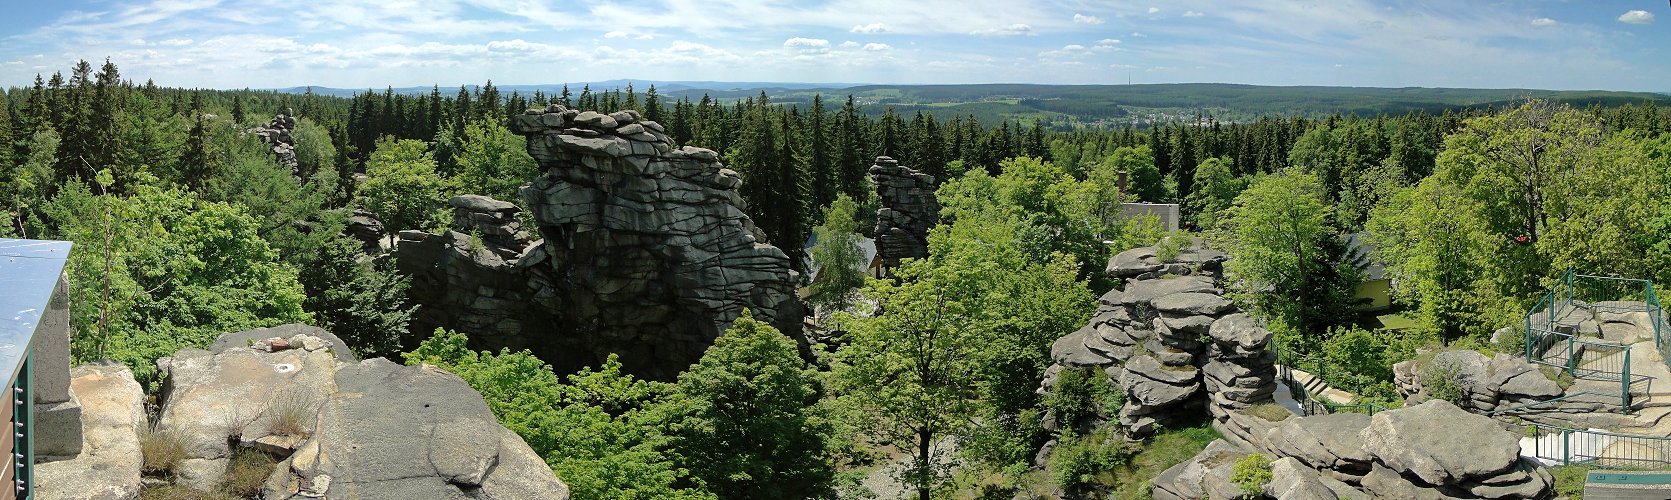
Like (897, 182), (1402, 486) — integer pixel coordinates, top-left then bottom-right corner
(783, 37), (831, 48)
(1111, 63), (1137, 69)
(157, 38), (194, 46)
(863, 43), (892, 51)
(604, 31), (628, 38)
(1618, 10), (1654, 24)
(1147, 7), (1160, 14)
(850, 23), (891, 33)
(1096, 38), (1121, 45)
(1529, 18), (1557, 27)
(604, 30), (653, 40)
(1074, 14), (1103, 25)
(839, 41), (860, 48)
(1131, 32), (1147, 37)
(1040, 44), (1091, 58)
(1183, 11), (1204, 18)
(970, 24), (1033, 37)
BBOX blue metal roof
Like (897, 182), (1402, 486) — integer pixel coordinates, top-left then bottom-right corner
(0, 239), (73, 382)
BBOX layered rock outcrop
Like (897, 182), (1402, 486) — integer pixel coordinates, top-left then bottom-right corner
(35, 363), (147, 500)
(1391, 350), (1563, 414)
(1155, 400), (1555, 500)
(397, 106), (803, 379)
(251, 108), (299, 173)
(870, 156), (937, 269)
(1041, 243), (1273, 438)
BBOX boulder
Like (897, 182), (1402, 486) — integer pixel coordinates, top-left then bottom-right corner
(262, 359), (568, 499)
(1359, 400), (1520, 485)
(209, 324), (357, 363)
(35, 363), (147, 500)
(1263, 412), (1373, 472)
(155, 330), (345, 490)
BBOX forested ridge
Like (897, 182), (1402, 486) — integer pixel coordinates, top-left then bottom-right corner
(6, 59), (1671, 498)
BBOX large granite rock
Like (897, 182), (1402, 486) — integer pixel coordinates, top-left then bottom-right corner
(35, 363), (146, 500)
(262, 359), (568, 499)
(155, 328), (347, 489)
(395, 106), (804, 380)
(1159, 400), (1553, 499)
(870, 156), (937, 269)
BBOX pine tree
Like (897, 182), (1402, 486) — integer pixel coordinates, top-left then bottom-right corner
(179, 92), (215, 190)
(806, 94), (836, 209)
(578, 84), (594, 111)
(624, 82), (639, 111)
(836, 95), (867, 203)
(559, 84), (573, 107)
(643, 85), (663, 122)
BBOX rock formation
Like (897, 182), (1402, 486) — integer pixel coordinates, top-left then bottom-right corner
(251, 108), (299, 173)
(396, 106), (804, 379)
(1155, 400), (1555, 499)
(1040, 243), (1273, 438)
(123, 324), (569, 498)
(870, 156), (938, 269)
(35, 363), (147, 500)
(345, 209), (388, 253)
(1392, 350), (1563, 414)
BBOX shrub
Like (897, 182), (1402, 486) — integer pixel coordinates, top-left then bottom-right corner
(265, 395), (314, 438)
(1048, 429), (1134, 494)
(1422, 357), (1468, 405)
(1043, 366), (1116, 434)
(1230, 453), (1273, 498)
(1154, 232), (1186, 263)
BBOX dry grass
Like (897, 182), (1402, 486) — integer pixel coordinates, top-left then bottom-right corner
(140, 428), (189, 475)
(264, 395), (314, 438)
(221, 449), (279, 497)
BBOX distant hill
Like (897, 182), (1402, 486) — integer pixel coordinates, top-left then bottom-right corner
(271, 81), (1670, 128)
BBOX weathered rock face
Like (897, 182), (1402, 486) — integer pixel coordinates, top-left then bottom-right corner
(870, 156), (938, 269)
(263, 359), (568, 500)
(346, 208), (388, 253)
(1392, 350), (1563, 414)
(251, 108), (299, 173)
(35, 363), (147, 500)
(1155, 400), (1554, 500)
(141, 325), (566, 498)
(1040, 242), (1271, 438)
(155, 326), (352, 489)
(396, 106), (803, 379)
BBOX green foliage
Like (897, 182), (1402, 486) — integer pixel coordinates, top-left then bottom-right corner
(1368, 101), (1671, 342)
(1102, 145), (1167, 202)
(1042, 366), (1115, 435)
(448, 119), (538, 202)
(660, 311), (835, 499)
(405, 329), (713, 500)
(1154, 232), (1186, 263)
(1217, 169), (1360, 339)
(1048, 429), (1134, 494)
(1185, 156), (1244, 230)
(46, 181), (307, 383)
(291, 117), (338, 181)
(296, 236), (413, 358)
(1230, 453), (1273, 498)
(1422, 357), (1468, 406)
(808, 193), (867, 312)
(1550, 465), (1591, 500)
(358, 136), (442, 239)
(1107, 425), (1222, 499)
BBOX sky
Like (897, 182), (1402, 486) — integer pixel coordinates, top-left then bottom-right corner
(0, 1), (1666, 91)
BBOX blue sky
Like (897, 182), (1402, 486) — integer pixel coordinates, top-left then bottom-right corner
(0, 1), (1666, 91)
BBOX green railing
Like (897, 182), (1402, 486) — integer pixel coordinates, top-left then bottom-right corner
(1524, 422), (1671, 469)
(1523, 268), (1663, 409)
(1274, 345), (1393, 417)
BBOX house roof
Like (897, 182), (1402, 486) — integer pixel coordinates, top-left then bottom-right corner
(803, 234), (878, 282)
(1345, 232), (1386, 281)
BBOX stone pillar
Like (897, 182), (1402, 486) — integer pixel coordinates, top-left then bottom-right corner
(33, 273), (83, 459)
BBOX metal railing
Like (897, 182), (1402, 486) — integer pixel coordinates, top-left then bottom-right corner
(1523, 268), (1665, 409)
(1523, 422), (1671, 469)
(1275, 346), (1393, 417)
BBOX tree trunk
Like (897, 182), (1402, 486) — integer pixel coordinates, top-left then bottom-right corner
(917, 429), (932, 500)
